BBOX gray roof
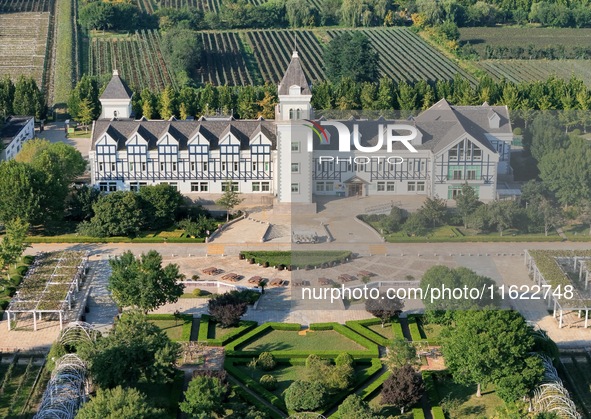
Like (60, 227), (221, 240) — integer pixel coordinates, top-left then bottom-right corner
(278, 51), (311, 96)
(100, 71), (133, 100)
(91, 120), (277, 150)
(0, 116), (33, 148)
(310, 99), (511, 153)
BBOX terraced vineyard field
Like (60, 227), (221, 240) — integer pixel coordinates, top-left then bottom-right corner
(476, 60), (591, 86)
(198, 31), (260, 85)
(196, 28), (470, 86)
(0, 12), (51, 87)
(0, 354), (46, 418)
(0, 0), (52, 12)
(89, 30), (178, 91)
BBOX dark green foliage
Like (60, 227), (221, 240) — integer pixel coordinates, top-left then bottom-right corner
(442, 310), (542, 398)
(337, 394), (376, 419)
(77, 192), (145, 237)
(180, 375), (227, 417)
(79, 311), (181, 388)
(257, 352), (276, 371)
(259, 374), (277, 390)
(401, 212), (429, 236)
(454, 184), (481, 228)
(381, 364), (424, 413)
(420, 266), (499, 323)
(12, 75), (45, 119)
(284, 380), (328, 412)
(16, 140), (86, 221)
(75, 386), (164, 419)
(108, 250), (184, 312)
(65, 185), (101, 222)
(160, 28), (202, 83)
(138, 184), (184, 230)
(68, 75), (100, 122)
(539, 136), (591, 206)
(79, 1), (156, 31)
(0, 160), (45, 225)
(324, 32), (379, 83)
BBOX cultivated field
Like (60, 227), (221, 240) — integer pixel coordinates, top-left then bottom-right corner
(459, 27), (591, 56)
(0, 12), (50, 88)
(0, 0), (52, 12)
(88, 30), (178, 91)
(475, 59), (591, 86)
(134, 0), (322, 13)
(198, 28), (470, 87)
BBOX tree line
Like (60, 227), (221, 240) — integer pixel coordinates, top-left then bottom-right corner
(0, 76), (46, 121)
(460, 44), (591, 61)
(79, 0), (591, 33)
(70, 72), (591, 126)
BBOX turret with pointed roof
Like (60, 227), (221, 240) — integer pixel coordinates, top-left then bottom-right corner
(276, 51), (312, 121)
(99, 70), (134, 120)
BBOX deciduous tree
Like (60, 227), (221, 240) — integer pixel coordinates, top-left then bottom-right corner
(365, 292), (404, 327)
(75, 386), (164, 419)
(380, 364), (424, 413)
(108, 250), (184, 313)
(442, 310), (540, 398)
(217, 183), (244, 222)
(180, 375), (227, 417)
(208, 292), (248, 327)
(79, 312), (181, 388)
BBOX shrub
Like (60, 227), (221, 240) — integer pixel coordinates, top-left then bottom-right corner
(15, 265), (28, 276)
(513, 127), (522, 135)
(259, 374), (277, 390)
(257, 352), (276, 371)
(192, 288), (202, 297)
(284, 380), (328, 412)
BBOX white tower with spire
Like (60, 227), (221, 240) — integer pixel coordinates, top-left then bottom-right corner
(99, 69), (133, 119)
(274, 51), (316, 212)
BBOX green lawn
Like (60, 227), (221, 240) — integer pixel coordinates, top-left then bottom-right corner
(422, 323), (444, 342)
(211, 322), (241, 339)
(239, 330), (365, 352)
(237, 363), (308, 397)
(367, 391), (414, 418)
(368, 323), (395, 340)
(434, 376), (504, 418)
(148, 318), (191, 341)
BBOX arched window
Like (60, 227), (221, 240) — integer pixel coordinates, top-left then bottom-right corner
(289, 109), (294, 120)
(296, 109), (301, 119)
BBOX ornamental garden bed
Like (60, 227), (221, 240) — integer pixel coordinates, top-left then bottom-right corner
(196, 314), (257, 346)
(146, 314), (192, 341)
(225, 322), (379, 358)
(239, 250), (353, 269)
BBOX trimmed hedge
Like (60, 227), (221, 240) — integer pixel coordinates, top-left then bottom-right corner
(225, 322), (379, 358)
(359, 369), (391, 401)
(320, 358), (383, 416)
(146, 313), (193, 341)
(346, 318), (390, 346)
(239, 250), (352, 268)
(225, 322), (302, 353)
(422, 371), (440, 404)
(232, 384), (283, 419)
(431, 406), (445, 419)
(407, 317), (424, 342)
(413, 408), (426, 419)
(25, 236), (206, 244)
(392, 321), (405, 340)
(198, 315), (258, 346)
(384, 235), (562, 243)
(224, 358), (287, 412)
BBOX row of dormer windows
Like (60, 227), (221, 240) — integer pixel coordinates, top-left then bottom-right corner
(97, 144), (271, 155)
(97, 161), (271, 172)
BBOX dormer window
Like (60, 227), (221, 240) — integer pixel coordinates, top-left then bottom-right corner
(289, 85), (301, 95)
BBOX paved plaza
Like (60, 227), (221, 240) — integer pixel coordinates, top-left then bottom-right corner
(2, 239), (591, 350)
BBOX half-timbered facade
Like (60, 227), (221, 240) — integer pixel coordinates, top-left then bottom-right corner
(89, 52), (512, 207)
